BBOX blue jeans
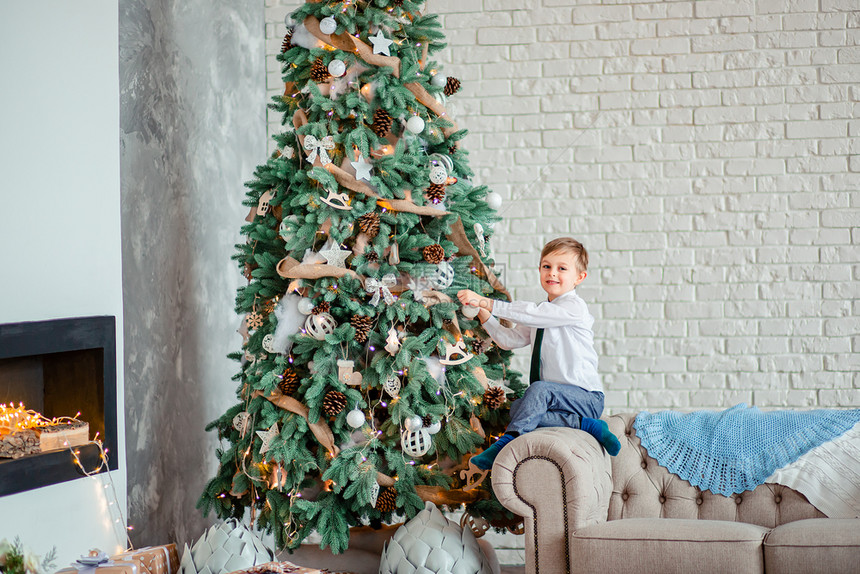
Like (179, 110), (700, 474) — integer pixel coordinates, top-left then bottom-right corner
(507, 380), (604, 435)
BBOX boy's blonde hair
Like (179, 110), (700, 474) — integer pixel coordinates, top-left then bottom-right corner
(541, 237), (589, 273)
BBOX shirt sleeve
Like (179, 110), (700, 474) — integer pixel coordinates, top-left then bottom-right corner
(492, 297), (589, 328)
(480, 315), (531, 350)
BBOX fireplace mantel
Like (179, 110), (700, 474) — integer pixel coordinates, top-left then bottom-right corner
(0, 316), (118, 496)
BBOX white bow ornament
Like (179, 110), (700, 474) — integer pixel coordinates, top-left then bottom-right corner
(366, 274), (397, 306)
(303, 134), (335, 165)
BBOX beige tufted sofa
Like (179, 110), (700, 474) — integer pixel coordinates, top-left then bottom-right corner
(492, 412), (860, 574)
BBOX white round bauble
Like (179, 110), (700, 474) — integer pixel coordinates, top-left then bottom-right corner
(346, 408), (366, 429)
(404, 415), (423, 431)
(319, 16), (337, 35)
(431, 74), (447, 88)
(427, 261), (455, 290)
(425, 420), (442, 435)
(297, 297), (315, 315)
(405, 115), (425, 134)
(401, 428), (432, 458)
(280, 215), (298, 241)
(461, 304), (480, 319)
(327, 59), (346, 77)
(486, 192), (503, 210)
(305, 312), (337, 340)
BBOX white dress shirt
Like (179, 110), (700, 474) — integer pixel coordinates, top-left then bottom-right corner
(481, 290), (603, 393)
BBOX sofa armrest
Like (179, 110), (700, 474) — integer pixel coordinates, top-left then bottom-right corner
(491, 428), (613, 574)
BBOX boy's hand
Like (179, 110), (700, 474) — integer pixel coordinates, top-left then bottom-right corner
(457, 289), (493, 311)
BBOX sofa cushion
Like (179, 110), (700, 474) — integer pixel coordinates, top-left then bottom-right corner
(764, 518), (860, 574)
(570, 518), (768, 574)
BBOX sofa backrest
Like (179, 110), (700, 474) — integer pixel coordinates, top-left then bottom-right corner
(605, 413), (826, 528)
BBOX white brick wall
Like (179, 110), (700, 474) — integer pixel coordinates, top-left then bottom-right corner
(265, 0), (859, 564)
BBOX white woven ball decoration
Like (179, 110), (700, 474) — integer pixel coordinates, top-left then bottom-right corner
(305, 312), (336, 340)
(401, 427), (432, 457)
(319, 16), (337, 35)
(406, 115), (425, 134)
(297, 297), (315, 315)
(431, 74), (447, 88)
(486, 192), (502, 210)
(346, 407), (366, 429)
(427, 261), (455, 290)
(383, 374), (401, 398)
(327, 59), (346, 77)
(379, 502), (496, 574)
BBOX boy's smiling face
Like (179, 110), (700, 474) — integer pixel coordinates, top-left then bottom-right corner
(540, 250), (587, 301)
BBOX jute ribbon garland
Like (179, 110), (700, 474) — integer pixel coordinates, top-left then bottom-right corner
(254, 389), (340, 457)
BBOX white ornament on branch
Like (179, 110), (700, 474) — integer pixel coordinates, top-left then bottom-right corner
(338, 359), (363, 386)
(427, 261), (455, 290)
(405, 115), (425, 134)
(473, 223), (487, 257)
(430, 73), (447, 88)
(232, 412), (251, 437)
(400, 427), (432, 458)
(385, 327), (401, 356)
(369, 30), (394, 56)
(319, 16), (337, 35)
(461, 304), (480, 319)
(256, 423), (279, 454)
(320, 189), (351, 210)
(346, 407), (366, 429)
(305, 313), (337, 340)
(303, 134), (335, 165)
(383, 373), (401, 398)
(366, 273), (397, 306)
(440, 339), (474, 366)
(327, 59), (347, 78)
(351, 154), (373, 181)
(486, 191), (502, 210)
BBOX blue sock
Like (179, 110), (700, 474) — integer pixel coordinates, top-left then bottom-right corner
(471, 433), (516, 470)
(580, 418), (621, 456)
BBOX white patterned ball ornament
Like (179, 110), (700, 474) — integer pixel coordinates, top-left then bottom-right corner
(305, 312), (337, 340)
(401, 427), (432, 457)
(427, 261), (455, 290)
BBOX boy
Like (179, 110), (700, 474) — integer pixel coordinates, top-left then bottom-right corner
(457, 237), (620, 470)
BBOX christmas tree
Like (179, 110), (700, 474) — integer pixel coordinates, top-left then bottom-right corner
(198, 0), (524, 553)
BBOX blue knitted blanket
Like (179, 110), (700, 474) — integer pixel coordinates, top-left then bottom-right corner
(633, 404), (860, 496)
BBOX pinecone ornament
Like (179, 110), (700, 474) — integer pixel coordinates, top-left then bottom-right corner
(351, 314), (373, 343)
(364, 249), (379, 263)
(483, 386), (506, 409)
(471, 338), (486, 355)
(375, 486), (397, 512)
(392, 0), (404, 6)
(312, 301), (330, 315)
(278, 368), (300, 396)
(371, 109), (392, 137)
(444, 76), (461, 97)
(358, 212), (381, 238)
(310, 59), (331, 82)
(422, 244), (445, 264)
(323, 390), (348, 416)
(281, 30), (293, 53)
(425, 183), (446, 204)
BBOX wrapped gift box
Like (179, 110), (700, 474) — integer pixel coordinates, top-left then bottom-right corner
(57, 560), (139, 574)
(112, 544), (180, 574)
(227, 561), (323, 574)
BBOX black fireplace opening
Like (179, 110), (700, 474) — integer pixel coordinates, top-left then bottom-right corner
(0, 316), (118, 496)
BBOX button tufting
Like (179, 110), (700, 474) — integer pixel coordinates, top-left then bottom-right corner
(774, 496), (782, 504)
(735, 496), (743, 505)
(696, 497), (703, 505)
(641, 461), (647, 469)
(622, 493), (629, 501)
(659, 495), (666, 504)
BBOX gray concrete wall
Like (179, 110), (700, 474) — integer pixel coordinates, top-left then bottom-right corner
(119, 0), (266, 546)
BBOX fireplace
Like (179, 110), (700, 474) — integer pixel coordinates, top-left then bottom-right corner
(0, 316), (118, 496)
